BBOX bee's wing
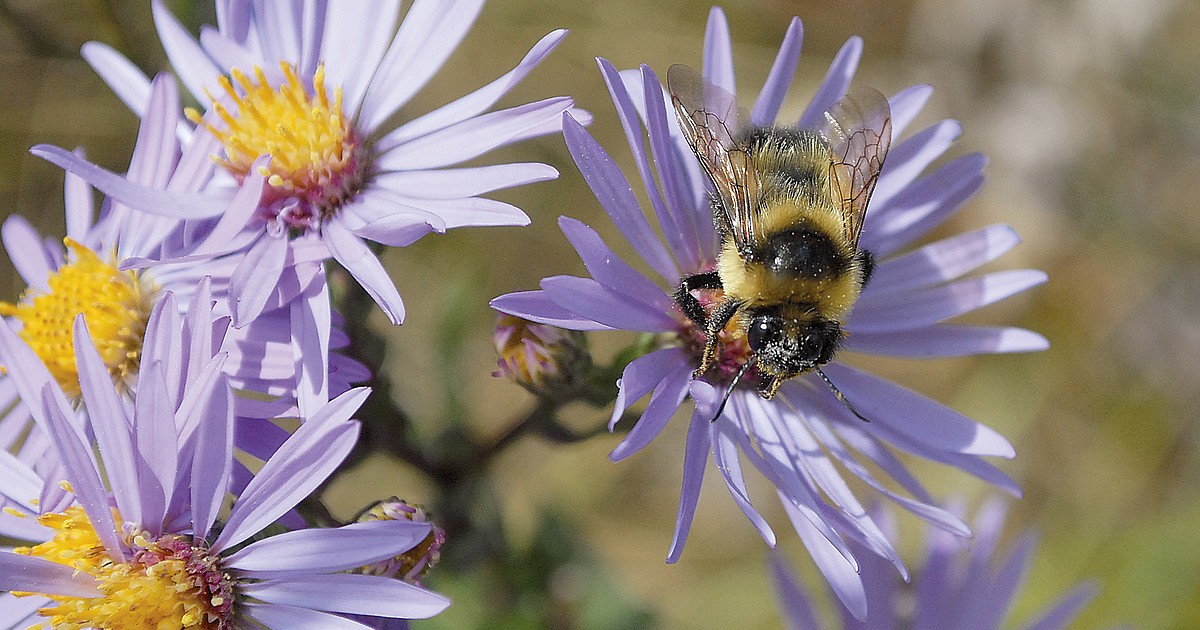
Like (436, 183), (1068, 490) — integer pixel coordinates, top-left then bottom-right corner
(818, 87), (892, 250)
(667, 64), (760, 252)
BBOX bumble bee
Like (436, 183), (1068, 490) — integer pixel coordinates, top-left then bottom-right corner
(666, 64), (892, 420)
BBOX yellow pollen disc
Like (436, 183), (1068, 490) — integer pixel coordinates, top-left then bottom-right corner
(14, 506), (229, 629)
(0, 239), (155, 397)
(187, 62), (358, 203)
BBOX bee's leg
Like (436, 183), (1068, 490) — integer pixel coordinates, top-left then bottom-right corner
(697, 298), (741, 376)
(855, 249), (875, 288)
(673, 271), (722, 327)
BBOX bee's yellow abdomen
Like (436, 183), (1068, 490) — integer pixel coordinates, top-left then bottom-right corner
(717, 198), (865, 320)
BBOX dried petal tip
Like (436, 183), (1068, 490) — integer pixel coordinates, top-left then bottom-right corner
(492, 314), (591, 399)
(355, 498), (444, 585)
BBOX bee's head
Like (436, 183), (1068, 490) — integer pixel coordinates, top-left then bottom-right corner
(744, 307), (843, 396)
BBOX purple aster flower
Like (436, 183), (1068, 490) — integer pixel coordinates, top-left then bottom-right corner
(0, 316), (448, 627)
(0, 76), (366, 473)
(492, 7), (1046, 617)
(34, 0), (584, 325)
(771, 501), (1098, 629)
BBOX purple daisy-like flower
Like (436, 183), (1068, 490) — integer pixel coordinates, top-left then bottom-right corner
(771, 501), (1098, 629)
(34, 0), (583, 325)
(0, 76), (366, 474)
(0, 316), (447, 628)
(492, 7), (1046, 616)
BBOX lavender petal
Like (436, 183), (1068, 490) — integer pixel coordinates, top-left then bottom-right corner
(240, 573), (451, 619)
(227, 520), (432, 577)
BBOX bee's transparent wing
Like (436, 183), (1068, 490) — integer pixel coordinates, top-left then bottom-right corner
(818, 87), (892, 250)
(667, 64), (760, 252)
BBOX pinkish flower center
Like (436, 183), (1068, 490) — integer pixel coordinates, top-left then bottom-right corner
(675, 290), (760, 388)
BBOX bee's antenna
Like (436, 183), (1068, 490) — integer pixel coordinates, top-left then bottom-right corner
(815, 367), (871, 423)
(710, 355), (756, 423)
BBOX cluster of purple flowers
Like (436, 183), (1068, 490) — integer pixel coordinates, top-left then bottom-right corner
(0, 1), (1093, 627)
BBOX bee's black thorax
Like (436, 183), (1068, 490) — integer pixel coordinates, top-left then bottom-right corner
(748, 226), (848, 280)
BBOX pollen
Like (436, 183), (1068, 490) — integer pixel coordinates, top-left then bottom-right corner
(0, 239), (154, 397)
(187, 62), (368, 230)
(13, 506), (235, 629)
(675, 291), (755, 387)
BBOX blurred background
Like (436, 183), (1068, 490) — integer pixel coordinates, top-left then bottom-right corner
(1, 0), (1198, 628)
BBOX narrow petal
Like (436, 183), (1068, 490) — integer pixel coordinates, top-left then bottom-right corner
(374, 97), (572, 171)
(81, 41), (152, 117)
(540, 275), (676, 332)
(845, 324), (1049, 357)
(2, 216), (53, 292)
(230, 234), (289, 327)
(214, 388), (369, 551)
(240, 574), (451, 619)
(227, 520), (432, 577)
(609, 361), (693, 461)
(379, 29), (568, 147)
(73, 317), (140, 526)
(63, 167), (96, 242)
(30, 145), (227, 218)
(666, 391), (713, 563)
(489, 290), (614, 331)
(0, 593), (51, 626)
(750, 17), (803, 126)
(797, 37), (862, 130)
(559, 216), (673, 312)
(872, 119), (963, 207)
(290, 276), (331, 417)
(861, 153), (987, 257)
(595, 60), (683, 269)
(713, 422), (776, 546)
(138, 292), (182, 408)
(190, 374), (234, 541)
(0, 320), (56, 428)
(562, 113), (678, 282)
(322, 1), (402, 114)
(0, 449), (42, 506)
(887, 84), (934, 139)
(151, 0), (223, 104)
(0, 552), (102, 598)
(242, 603), (375, 630)
(852, 270), (1048, 332)
(340, 196), (442, 247)
(188, 158), (269, 257)
(380, 196), (528, 230)
(821, 363), (1015, 458)
(39, 385), (124, 561)
(768, 555), (821, 630)
(702, 7), (735, 94)
(132, 364), (178, 534)
(608, 347), (690, 430)
(866, 224), (1021, 296)
(372, 163), (557, 200)
(325, 221), (405, 325)
(639, 65), (714, 270)
(358, 0), (488, 131)
(1022, 583), (1099, 630)
(781, 498), (867, 621)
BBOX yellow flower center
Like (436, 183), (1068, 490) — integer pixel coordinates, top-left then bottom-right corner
(187, 62), (367, 230)
(13, 506), (234, 629)
(0, 239), (154, 397)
